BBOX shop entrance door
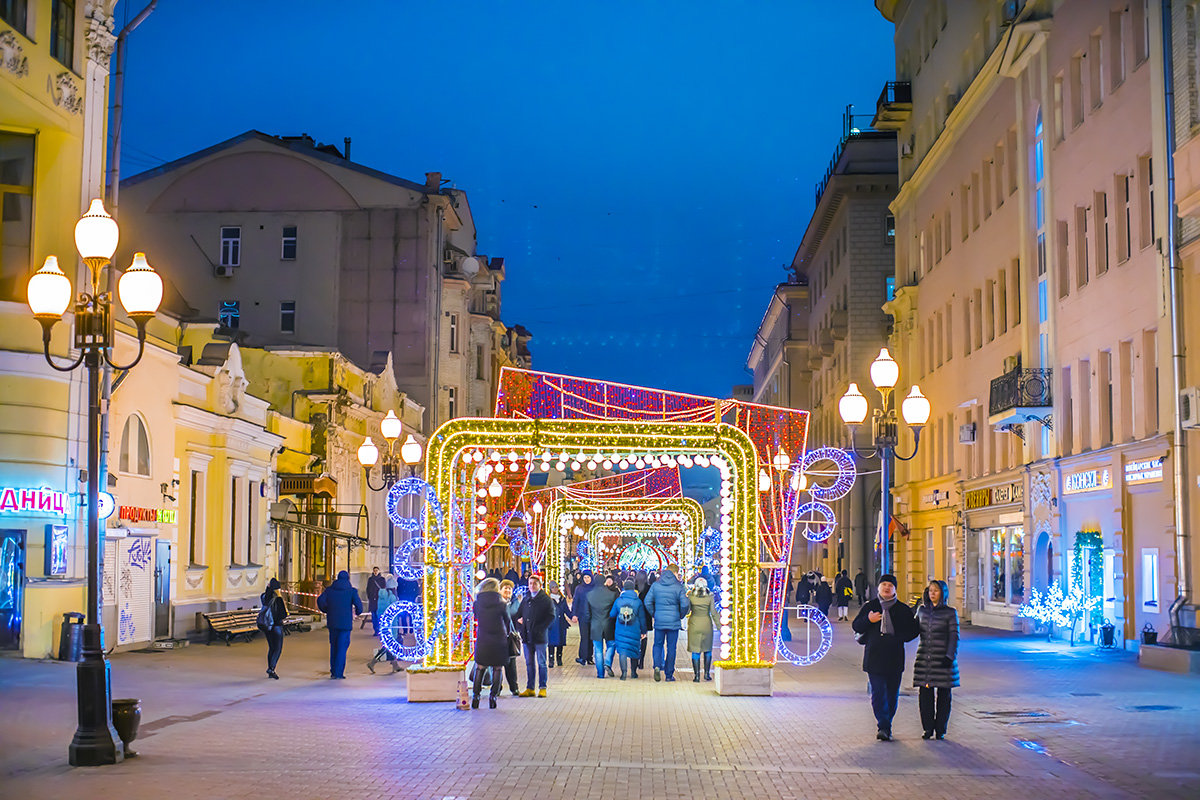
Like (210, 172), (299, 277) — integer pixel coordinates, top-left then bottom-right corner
(154, 540), (171, 639)
(0, 530), (26, 650)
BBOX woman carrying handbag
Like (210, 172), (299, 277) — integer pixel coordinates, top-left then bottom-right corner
(471, 578), (513, 709)
(258, 578), (288, 680)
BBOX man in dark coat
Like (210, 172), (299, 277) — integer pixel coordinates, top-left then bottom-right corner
(514, 574), (555, 696)
(570, 571), (595, 665)
(851, 573), (920, 740)
(365, 566), (386, 635)
(317, 570), (363, 679)
(583, 575), (618, 677)
(834, 570), (854, 620)
(854, 568), (869, 605)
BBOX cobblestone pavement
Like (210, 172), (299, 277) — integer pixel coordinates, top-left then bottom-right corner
(1, 617), (1198, 800)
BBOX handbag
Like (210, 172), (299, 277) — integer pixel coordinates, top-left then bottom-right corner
(256, 597), (276, 629)
(507, 631), (522, 657)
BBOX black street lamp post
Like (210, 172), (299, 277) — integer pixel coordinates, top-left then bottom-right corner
(26, 200), (163, 766)
(838, 348), (931, 577)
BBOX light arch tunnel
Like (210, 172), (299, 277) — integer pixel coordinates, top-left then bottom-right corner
(420, 417), (764, 670)
(545, 496), (705, 582)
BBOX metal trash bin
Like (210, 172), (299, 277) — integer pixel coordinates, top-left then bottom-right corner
(1142, 622), (1157, 646)
(58, 612), (85, 661)
(1099, 620), (1116, 647)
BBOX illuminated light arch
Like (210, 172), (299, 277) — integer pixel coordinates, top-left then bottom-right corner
(618, 541), (667, 571)
(799, 447), (856, 502)
(392, 536), (429, 581)
(387, 477), (446, 535)
(775, 606), (834, 666)
(589, 522), (686, 570)
(421, 417), (762, 670)
(793, 501), (838, 543)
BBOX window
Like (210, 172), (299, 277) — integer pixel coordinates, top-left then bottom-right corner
(220, 227), (241, 267)
(1117, 174), (1132, 263)
(1061, 365), (1074, 455)
(447, 386), (457, 419)
(0, 0), (28, 34)
(188, 470), (202, 565)
(280, 301), (295, 334)
(944, 526), (957, 584)
(230, 477), (239, 565)
(1143, 328), (1159, 436)
(1053, 73), (1065, 142)
(1133, 0), (1150, 65)
(944, 301), (953, 361)
(1137, 155), (1155, 247)
(218, 301), (240, 330)
(1089, 31), (1104, 109)
(926, 530), (936, 581)
(118, 415), (150, 476)
(0, 132), (34, 303)
(50, 0), (75, 69)
(1070, 52), (1085, 127)
(1119, 339), (1135, 441)
(1057, 220), (1071, 299)
(1141, 548), (1159, 612)
(448, 313), (459, 353)
(885, 214), (896, 244)
(997, 269), (1008, 334)
(247, 484), (257, 565)
(1079, 358), (1093, 449)
(475, 344), (485, 380)
(885, 275), (896, 302)
(1095, 191), (1109, 275)
(990, 530), (1007, 602)
(1010, 530), (1025, 605)
(281, 226), (297, 260)
(1100, 349), (1114, 446)
(1075, 206), (1089, 288)
(1110, 11), (1126, 90)
(985, 280), (995, 343)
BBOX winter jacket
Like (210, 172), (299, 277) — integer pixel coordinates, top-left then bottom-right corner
(375, 587), (398, 619)
(638, 582), (655, 630)
(815, 581), (834, 612)
(366, 573), (386, 611)
(912, 582), (960, 688)
(547, 593), (571, 647)
(853, 571), (869, 596)
(685, 588), (716, 653)
(644, 570), (690, 630)
(473, 589), (513, 667)
(609, 590), (646, 658)
(571, 578), (595, 622)
(317, 571), (364, 630)
(583, 583), (617, 641)
(835, 575), (854, 608)
(259, 588), (288, 628)
(515, 589), (556, 645)
(851, 597), (920, 675)
(795, 580), (813, 604)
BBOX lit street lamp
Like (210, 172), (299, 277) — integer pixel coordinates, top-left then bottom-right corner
(357, 411), (423, 569)
(838, 347), (930, 575)
(27, 199), (163, 766)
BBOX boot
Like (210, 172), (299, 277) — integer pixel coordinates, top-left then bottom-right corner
(703, 652), (713, 681)
(692, 654), (701, 682)
(471, 694), (480, 709)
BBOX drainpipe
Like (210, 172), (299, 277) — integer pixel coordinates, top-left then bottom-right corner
(105, 0), (157, 212)
(1162, 0), (1193, 639)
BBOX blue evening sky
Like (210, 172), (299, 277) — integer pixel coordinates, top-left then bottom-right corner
(116, 1), (894, 398)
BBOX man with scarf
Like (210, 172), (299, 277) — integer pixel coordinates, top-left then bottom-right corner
(852, 573), (919, 740)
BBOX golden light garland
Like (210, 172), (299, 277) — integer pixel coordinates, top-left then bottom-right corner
(423, 417), (763, 668)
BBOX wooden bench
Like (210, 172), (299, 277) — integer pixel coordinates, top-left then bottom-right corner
(281, 614), (311, 635)
(201, 609), (260, 645)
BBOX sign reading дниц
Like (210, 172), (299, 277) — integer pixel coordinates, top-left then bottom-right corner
(0, 486), (70, 515)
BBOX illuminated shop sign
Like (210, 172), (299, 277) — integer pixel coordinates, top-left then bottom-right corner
(118, 506), (177, 524)
(0, 487), (70, 515)
(45, 524), (69, 576)
(965, 482), (1023, 510)
(1124, 459), (1163, 485)
(1064, 468), (1112, 494)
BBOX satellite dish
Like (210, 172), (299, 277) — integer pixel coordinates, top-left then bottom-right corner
(461, 256), (480, 275)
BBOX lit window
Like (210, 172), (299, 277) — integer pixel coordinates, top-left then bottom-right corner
(119, 415), (150, 477)
(1141, 548), (1159, 611)
(220, 227), (241, 267)
(885, 214), (896, 244)
(281, 226), (297, 260)
(0, 132), (35, 303)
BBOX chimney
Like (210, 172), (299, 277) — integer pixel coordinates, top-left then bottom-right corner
(425, 171), (442, 190)
(343, 137), (351, 160)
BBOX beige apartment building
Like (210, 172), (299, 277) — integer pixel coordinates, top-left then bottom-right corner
(876, 0), (1178, 647)
(748, 116), (897, 581)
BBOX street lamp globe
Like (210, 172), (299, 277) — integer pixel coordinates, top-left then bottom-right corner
(838, 382), (870, 425)
(901, 385), (932, 427)
(26, 256), (73, 319)
(117, 252), (163, 317)
(531, 499), (543, 515)
(357, 438), (379, 467)
(380, 409), (403, 441)
(772, 450), (790, 470)
(870, 347), (900, 389)
(400, 434), (422, 466)
(74, 199), (120, 261)
(487, 478), (503, 498)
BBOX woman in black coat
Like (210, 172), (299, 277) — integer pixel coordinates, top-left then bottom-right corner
(260, 578), (288, 679)
(912, 579), (960, 739)
(814, 579), (834, 616)
(472, 578), (512, 709)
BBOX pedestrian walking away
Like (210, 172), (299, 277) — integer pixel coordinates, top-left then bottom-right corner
(471, 578), (512, 709)
(258, 578), (288, 679)
(854, 568), (869, 605)
(583, 575), (618, 677)
(367, 575), (401, 674)
(546, 580), (571, 667)
(317, 570), (363, 679)
(913, 579), (960, 739)
(852, 573), (919, 740)
(835, 570), (854, 620)
(514, 573), (555, 696)
(685, 577), (717, 681)
(815, 577), (834, 617)
(365, 566), (386, 635)
(644, 568), (690, 682)
(609, 580), (646, 679)
(570, 570), (595, 665)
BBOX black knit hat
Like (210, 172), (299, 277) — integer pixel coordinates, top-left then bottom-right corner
(878, 574), (898, 587)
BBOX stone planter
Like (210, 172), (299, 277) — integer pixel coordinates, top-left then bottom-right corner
(111, 698), (142, 757)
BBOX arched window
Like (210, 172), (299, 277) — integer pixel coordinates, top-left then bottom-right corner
(119, 415), (151, 476)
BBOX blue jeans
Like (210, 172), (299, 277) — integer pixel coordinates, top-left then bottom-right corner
(867, 671), (903, 732)
(652, 628), (680, 676)
(523, 642), (548, 689)
(592, 640), (614, 677)
(327, 628), (351, 678)
(370, 610), (380, 635)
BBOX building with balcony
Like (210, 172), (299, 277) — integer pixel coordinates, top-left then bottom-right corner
(877, 0), (1176, 645)
(748, 114), (896, 580)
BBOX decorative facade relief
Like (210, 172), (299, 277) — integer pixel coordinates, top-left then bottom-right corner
(49, 71), (83, 114)
(1030, 470), (1054, 533)
(0, 30), (28, 77)
(216, 344), (248, 414)
(84, 3), (117, 68)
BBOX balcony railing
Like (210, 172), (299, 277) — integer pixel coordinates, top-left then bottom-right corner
(872, 81), (913, 131)
(989, 367), (1053, 420)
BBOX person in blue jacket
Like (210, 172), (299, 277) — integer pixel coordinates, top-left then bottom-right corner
(609, 580), (647, 679)
(546, 580), (571, 667)
(317, 570), (363, 679)
(644, 568), (690, 682)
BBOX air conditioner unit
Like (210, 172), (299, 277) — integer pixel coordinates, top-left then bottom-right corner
(215, 266), (235, 278)
(959, 423), (977, 444)
(901, 141), (914, 158)
(1003, 354), (1021, 373)
(1182, 387), (1200, 429)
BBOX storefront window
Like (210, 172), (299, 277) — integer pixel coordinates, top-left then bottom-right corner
(991, 529), (1006, 602)
(1009, 528), (1025, 605)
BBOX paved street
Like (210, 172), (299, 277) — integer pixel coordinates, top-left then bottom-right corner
(1, 620), (1197, 800)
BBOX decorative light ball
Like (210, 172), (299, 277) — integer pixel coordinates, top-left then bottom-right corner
(476, 554), (486, 563)
(757, 469), (772, 493)
(602, 459), (613, 469)
(26, 256), (73, 319)
(695, 455), (710, 467)
(571, 460), (582, 471)
(475, 537), (486, 546)
(475, 569), (487, 580)
(475, 521), (487, 530)
(476, 488), (487, 499)
(540, 461), (550, 471)
(901, 384), (932, 426)
(619, 459), (629, 469)
(587, 459), (597, 470)
(475, 504), (487, 515)
(772, 450), (790, 471)
(635, 458), (645, 469)
(487, 478), (503, 498)
(555, 461), (566, 471)
(356, 439), (379, 467)
(509, 462), (519, 472)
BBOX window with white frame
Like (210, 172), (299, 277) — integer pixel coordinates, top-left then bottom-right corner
(448, 313), (459, 353)
(281, 226), (297, 260)
(280, 301), (296, 334)
(118, 415), (151, 476)
(944, 525), (957, 583)
(447, 386), (457, 419)
(926, 529), (936, 581)
(1141, 548), (1159, 612)
(220, 227), (241, 267)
